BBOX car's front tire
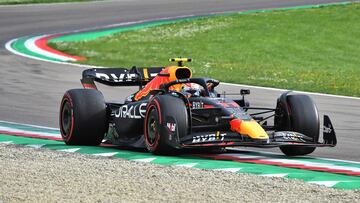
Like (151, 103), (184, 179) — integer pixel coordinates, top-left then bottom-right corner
(144, 95), (188, 154)
(276, 94), (320, 156)
(59, 89), (107, 145)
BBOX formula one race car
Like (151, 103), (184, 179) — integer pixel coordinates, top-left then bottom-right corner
(59, 58), (337, 156)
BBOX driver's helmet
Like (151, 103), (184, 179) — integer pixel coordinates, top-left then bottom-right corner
(182, 83), (202, 97)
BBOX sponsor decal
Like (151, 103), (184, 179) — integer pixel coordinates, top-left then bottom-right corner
(96, 72), (137, 82)
(192, 101), (204, 109)
(192, 131), (226, 143)
(166, 123), (176, 132)
(274, 131), (307, 142)
(115, 103), (147, 119)
(178, 78), (190, 83)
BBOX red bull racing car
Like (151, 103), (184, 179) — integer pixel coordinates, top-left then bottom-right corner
(59, 58), (337, 156)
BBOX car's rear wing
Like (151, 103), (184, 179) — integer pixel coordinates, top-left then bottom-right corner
(81, 66), (164, 88)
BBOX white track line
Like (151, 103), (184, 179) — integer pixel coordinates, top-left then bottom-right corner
(214, 168), (242, 172)
(175, 163), (198, 168)
(227, 148), (360, 165)
(308, 181), (341, 187)
(265, 159), (360, 172)
(26, 144), (46, 149)
(0, 119), (59, 131)
(133, 157), (157, 163)
(0, 141), (13, 144)
(58, 148), (81, 153)
(0, 0), (119, 8)
(0, 126), (61, 138)
(260, 173), (288, 177)
(92, 152), (118, 157)
(215, 152), (360, 172)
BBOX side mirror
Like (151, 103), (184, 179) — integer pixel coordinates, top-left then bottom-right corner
(240, 89), (250, 95)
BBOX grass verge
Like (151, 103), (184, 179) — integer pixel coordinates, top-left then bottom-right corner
(0, 0), (95, 5)
(50, 3), (360, 97)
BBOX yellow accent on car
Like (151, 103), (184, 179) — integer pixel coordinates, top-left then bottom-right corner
(169, 58), (192, 62)
(143, 68), (149, 81)
(167, 66), (192, 81)
(216, 131), (220, 140)
(240, 120), (269, 139)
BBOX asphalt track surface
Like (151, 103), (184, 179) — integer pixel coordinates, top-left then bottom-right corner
(0, 0), (359, 161)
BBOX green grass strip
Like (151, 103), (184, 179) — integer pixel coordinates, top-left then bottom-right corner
(50, 2), (360, 96)
(50, 2), (351, 43)
(236, 2), (351, 14)
(50, 16), (211, 42)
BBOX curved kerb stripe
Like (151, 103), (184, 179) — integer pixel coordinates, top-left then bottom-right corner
(34, 34), (86, 61)
(195, 154), (360, 177)
(24, 35), (85, 62)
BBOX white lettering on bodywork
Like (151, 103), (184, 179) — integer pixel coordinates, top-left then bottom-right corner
(115, 103), (147, 119)
(192, 132), (226, 143)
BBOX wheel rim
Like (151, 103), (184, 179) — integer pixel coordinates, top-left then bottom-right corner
(147, 108), (158, 146)
(61, 100), (72, 138)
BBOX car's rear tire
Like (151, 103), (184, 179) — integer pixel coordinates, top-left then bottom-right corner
(144, 95), (188, 154)
(59, 89), (107, 145)
(278, 95), (320, 156)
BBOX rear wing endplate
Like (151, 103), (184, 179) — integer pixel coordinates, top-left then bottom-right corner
(81, 66), (164, 88)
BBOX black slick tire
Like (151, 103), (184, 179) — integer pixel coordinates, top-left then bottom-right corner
(279, 95), (319, 156)
(59, 89), (107, 145)
(144, 95), (188, 155)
